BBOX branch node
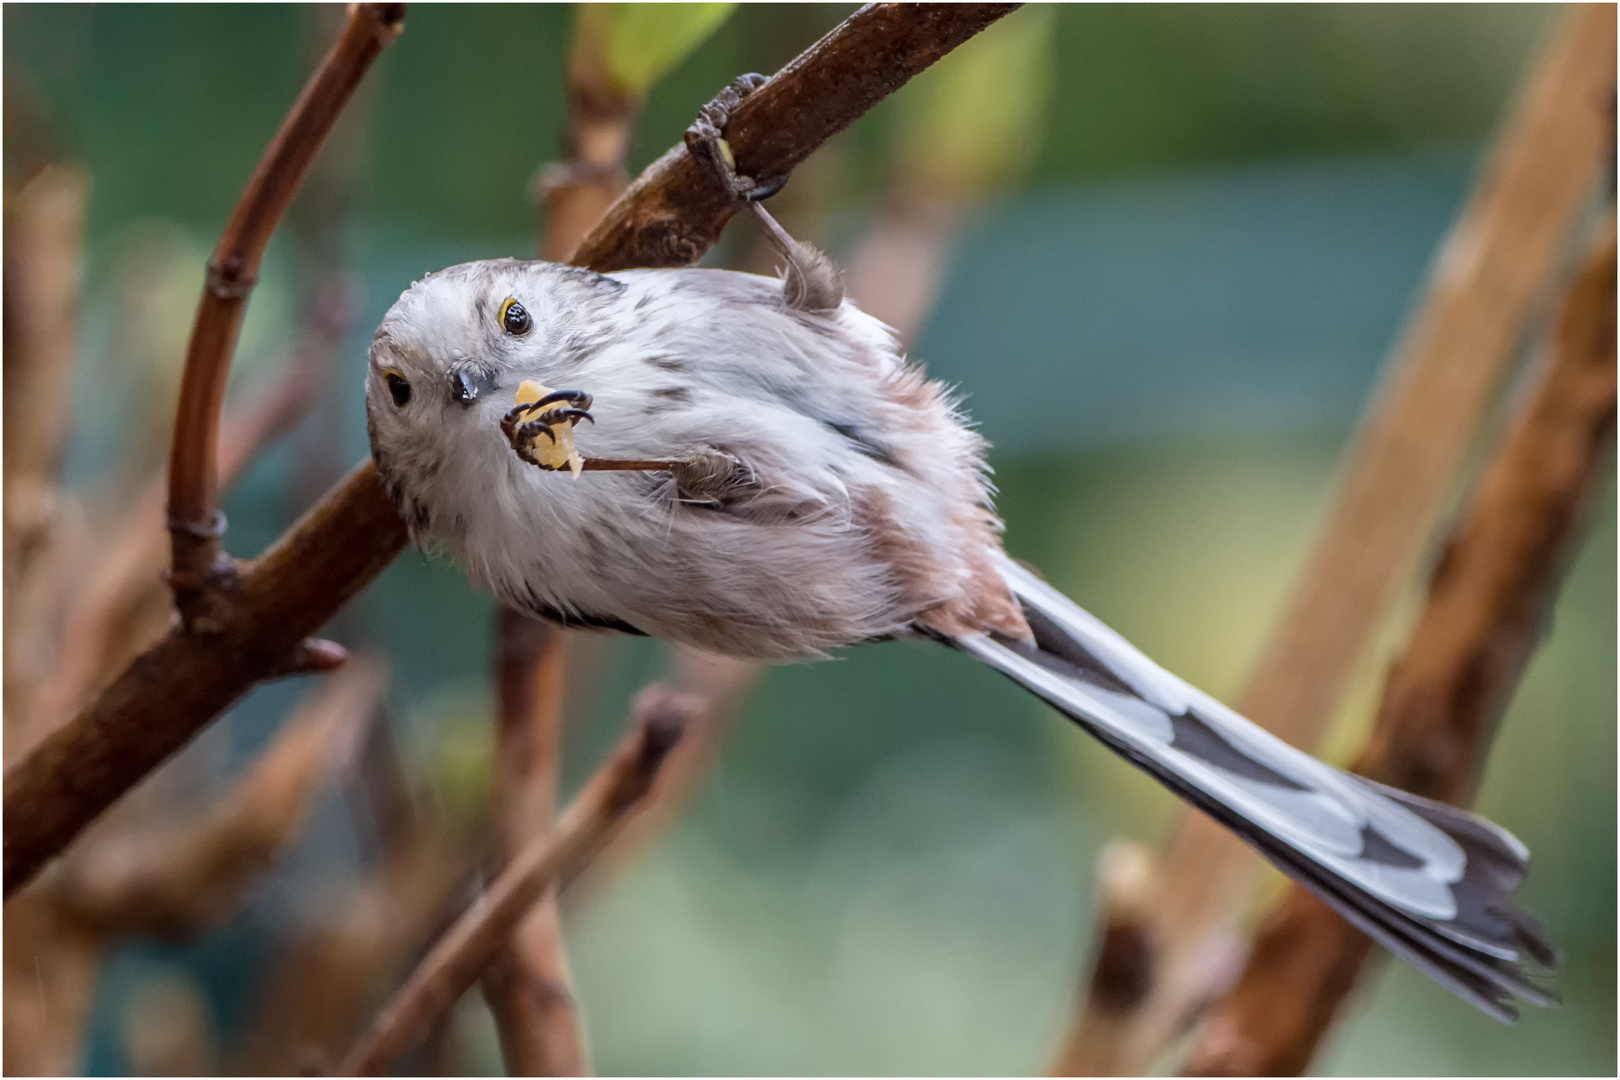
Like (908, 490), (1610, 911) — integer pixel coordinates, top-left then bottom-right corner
(531, 159), (629, 205)
(359, 2), (407, 41)
(165, 508), (229, 540)
(273, 638), (351, 678)
(204, 257), (258, 300)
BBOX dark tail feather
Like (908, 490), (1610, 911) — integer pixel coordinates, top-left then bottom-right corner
(936, 552), (1559, 1021)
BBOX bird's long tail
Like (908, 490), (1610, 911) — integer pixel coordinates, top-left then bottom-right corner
(936, 551), (1559, 1021)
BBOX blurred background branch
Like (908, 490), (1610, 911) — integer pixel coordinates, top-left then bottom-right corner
(1047, 6), (1616, 1072)
(1184, 213), (1616, 1076)
(341, 713), (686, 1076)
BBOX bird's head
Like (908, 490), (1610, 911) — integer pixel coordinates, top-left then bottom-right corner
(365, 258), (622, 475)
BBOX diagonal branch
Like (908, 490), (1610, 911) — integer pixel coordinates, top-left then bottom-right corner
(3, 0), (1019, 898)
(568, 652), (759, 900)
(52, 655), (387, 936)
(1184, 215), (1616, 1077)
(1048, 6), (1616, 1072)
(4, 461), (406, 895)
(165, 1), (403, 621)
(338, 712), (686, 1076)
(570, 2), (1020, 271)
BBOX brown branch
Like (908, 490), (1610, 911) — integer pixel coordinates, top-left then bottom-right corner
(482, 609), (587, 1076)
(16, 361), (321, 762)
(3, 656), (385, 1074)
(230, 820), (475, 1075)
(337, 712), (685, 1076)
(570, 2), (1020, 271)
(165, 1), (403, 619)
(1048, 843), (1165, 1075)
(476, 27), (658, 1062)
(50, 655), (386, 936)
(3, 163), (91, 751)
(1051, 7), (1617, 1072)
(568, 657), (759, 901)
(3, 0), (1016, 898)
(4, 460), (407, 895)
(1183, 217), (1616, 1077)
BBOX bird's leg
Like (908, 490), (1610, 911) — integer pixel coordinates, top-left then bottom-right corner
(685, 75), (844, 313)
(501, 391), (685, 475)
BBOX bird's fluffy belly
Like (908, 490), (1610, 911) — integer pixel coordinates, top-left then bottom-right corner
(452, 470), (913, 659)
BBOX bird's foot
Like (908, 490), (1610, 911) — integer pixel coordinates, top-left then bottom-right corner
(685, 74), (844, 312)
(684, 73), (784, 203)
(502, 383), (594, 474)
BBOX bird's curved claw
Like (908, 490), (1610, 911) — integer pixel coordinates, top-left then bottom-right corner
(684, 73), (787, 204)
(501, 402), (591, 472)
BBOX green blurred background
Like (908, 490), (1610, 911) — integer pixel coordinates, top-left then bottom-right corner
(5, 4), (1613, 1074)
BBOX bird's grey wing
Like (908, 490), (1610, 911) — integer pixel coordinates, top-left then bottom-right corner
(936, 550), (1558, 1021)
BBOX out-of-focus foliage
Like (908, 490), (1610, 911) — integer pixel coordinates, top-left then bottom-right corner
(576, 2), (736, 99)
(890, 4), (1056, 199)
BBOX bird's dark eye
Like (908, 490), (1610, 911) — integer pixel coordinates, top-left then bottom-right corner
(385, 371), (412, 408)
(500, 297), (532, 336)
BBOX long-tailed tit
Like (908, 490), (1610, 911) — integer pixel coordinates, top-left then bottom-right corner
(365, 77), (1557, 1020)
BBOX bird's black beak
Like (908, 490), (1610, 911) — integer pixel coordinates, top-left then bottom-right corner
(447, 363), (495, 406)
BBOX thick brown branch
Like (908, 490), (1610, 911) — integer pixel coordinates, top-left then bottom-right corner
(165, 2), (403, 617)
(1053, 6), (1617, 1072)
(570, 2), (1020, 271)
(3, 656), (385, 1073)
(4, 461), (409, 895)
(338, 714), (685, 1076)
(17, 362), (320, 762)
(3, 0), (1015, 898)
(1183, 219), (1615, 1078)
(51, 655), (385, 936)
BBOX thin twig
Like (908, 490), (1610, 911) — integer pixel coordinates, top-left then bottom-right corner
(567, 662), (758, 901)
(338, 712), (686, 1076)
(1050, 7), (1617, 1072)
(165, 1), (403, 621)
(482, 609), (587, 1076)
(17, 362), (320, 762)
(4, 460), (406, 895)
(3, 0), (1019, 898)
(1182, 217), (1615, 1077)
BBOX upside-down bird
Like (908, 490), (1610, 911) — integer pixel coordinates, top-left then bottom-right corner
(365, 77), (1558, 1021)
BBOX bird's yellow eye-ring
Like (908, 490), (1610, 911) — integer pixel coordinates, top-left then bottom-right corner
(383, 369), (411, 408)
(500, 297), (532, 336)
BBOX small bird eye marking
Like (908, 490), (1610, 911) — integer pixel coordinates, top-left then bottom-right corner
(500, 297), (532, 336)
(385, 370), (412, 408)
